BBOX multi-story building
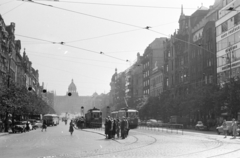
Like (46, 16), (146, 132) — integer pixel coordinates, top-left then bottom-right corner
(142, 46), (151, 96)
(15, 40), (26, 87)
(163, 38), (175, 92)
(172, 7), (191, 96)
(124, 53), (143, 108)
(216, 0), (240, 86)
(109, 69), (126, 110)
(149, 38), (166, 97)
(109, 68), (118, 107)
(0, 15), (9, 85)
(132, 53), (143, 107)
(142, 38), (166, 97)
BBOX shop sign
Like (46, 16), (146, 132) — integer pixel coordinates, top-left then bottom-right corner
(217, 24), (240, 42)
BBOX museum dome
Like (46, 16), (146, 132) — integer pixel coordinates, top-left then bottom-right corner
(68, 79), (77, 92)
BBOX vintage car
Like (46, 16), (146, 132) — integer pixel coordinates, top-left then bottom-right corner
(146, 119), (158, 126)
(195, 121), (207, 130)
(13, 121), (26, 133)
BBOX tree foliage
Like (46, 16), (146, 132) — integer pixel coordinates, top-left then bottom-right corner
(139, 81), (240, 123)
(0, 76), (55, 117)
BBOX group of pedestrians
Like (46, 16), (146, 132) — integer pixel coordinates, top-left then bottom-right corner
(104, 116), (129, 139)
(222, 118), (238, 138)
(74, 117), (85, 129)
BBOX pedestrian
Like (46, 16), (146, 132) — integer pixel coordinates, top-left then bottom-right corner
(104, 117), (109, 139)
(80, 117), (85, 129)
(107, 117), (113, 139)
(125, 118), (129, 137)
(65, 119), (67, 125)
(232, 118), (237, 139)
(69, 120), (75, 136)
(222, 119), (228, 138)
(42, 120), (47, 132)
(26, 121), (30, 132)
(116, 119), (120, 138)
(112, 119), (116, 139)
(121, 116), (126, 139)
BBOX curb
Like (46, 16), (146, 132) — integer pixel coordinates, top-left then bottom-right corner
(76, 128), (105, 136)
(0, 133), (9, 137)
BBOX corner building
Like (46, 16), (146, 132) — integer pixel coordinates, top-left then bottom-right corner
(216, 0), (240, 85)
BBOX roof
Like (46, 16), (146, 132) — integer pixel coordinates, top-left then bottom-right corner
(68, 79), (77, 91)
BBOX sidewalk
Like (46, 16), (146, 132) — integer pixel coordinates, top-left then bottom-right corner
(0, 132), (9, 137)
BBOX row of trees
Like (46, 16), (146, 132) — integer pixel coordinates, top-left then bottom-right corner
(0, 76), (55, 132)
(138, 78), (240, 126)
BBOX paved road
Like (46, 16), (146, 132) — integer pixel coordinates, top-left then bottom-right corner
(0, 122), (118, 158)
(2, 123), (240, 158)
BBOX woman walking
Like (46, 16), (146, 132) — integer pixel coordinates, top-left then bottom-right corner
(42, 120), (47, 132)
(69, 120), (75, 136)
(222, 119), (228, 138)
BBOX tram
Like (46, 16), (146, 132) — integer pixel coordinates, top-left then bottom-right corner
(85, 107), (102, 128)
(111, 108), (139, 129)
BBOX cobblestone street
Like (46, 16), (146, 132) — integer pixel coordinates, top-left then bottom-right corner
(2, 122), (240, 158)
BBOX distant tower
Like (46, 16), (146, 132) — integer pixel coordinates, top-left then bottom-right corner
(67, 79), (78, 96)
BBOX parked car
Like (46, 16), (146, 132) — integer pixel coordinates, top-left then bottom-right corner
(157, 120), (164, 127)
(13, 121), (26, 133)
(139, 120), (147, 126)
(216, 121), (240, 135)
(146, 119), (158, 126)
(28, 119), (38, 130)
(33, 120), (43, 129)
(195, 121), (207, 130)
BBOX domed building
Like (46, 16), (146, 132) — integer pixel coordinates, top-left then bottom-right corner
(67, 79), (78, 96)
(54, 79), (92, 115)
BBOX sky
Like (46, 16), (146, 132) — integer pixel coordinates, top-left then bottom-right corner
(0, 0), (215, 96)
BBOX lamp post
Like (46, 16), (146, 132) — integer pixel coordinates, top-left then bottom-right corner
(81, 106), (84, 117)
(106, 106), (110, 117)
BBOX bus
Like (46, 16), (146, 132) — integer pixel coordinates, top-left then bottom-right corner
(43, 114), (59, 126)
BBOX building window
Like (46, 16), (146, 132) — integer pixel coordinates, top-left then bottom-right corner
(221, 21), (228, 34)
(234, 13), (240, 26)
(228, 17), (234, 30)
(166, 78), (169, 87)
(166, 65), (168, 72)
(235, 31), (240, 43)
(216, 25), (222, 36)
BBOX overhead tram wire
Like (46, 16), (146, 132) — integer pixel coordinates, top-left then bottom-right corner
(63, 44), (126, 62)
(65, 21), (177, 44)
(32, 0), (196, 10)
(28, 53), (119, 69)
(65, 29), (140, 43)
(0, 0), (14, 6)
(22, 0), (143, 29)
(16, 34), (128, 62)
(148, 29), (216, 56)
(2, 2), (24, 15)
(27, 50), (126, 65)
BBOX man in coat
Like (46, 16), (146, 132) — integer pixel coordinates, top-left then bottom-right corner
(121, 116), (126, 139)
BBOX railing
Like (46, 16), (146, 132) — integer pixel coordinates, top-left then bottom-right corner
(137, 123), (184, 135)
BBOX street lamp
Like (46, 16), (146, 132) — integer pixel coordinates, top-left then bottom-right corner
(81, 106), (84, 117)
(107, 106), (110, 117)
